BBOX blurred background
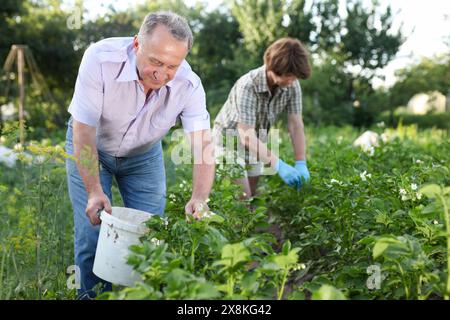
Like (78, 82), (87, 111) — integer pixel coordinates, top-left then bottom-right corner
(1, 0), (449, 143)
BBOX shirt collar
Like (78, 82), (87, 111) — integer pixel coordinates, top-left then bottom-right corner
(115, 44), (139, 83)
(255, 65), (269, 93)
(115, 44), (173, 89)
(255, 65), (288, 93)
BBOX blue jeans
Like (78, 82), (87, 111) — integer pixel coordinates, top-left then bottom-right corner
(65, 119), (166, 299)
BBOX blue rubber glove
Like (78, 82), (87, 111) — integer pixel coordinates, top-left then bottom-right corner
(275, 159), (301, 187)
(295, 160), (310, 185)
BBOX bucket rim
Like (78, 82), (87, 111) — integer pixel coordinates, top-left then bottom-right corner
(100, 207), (152, 234)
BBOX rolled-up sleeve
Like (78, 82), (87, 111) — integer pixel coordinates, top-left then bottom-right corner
(287, 81), (302, 114)
(180, 81), (211, 133)
(68, 46), (103, 127)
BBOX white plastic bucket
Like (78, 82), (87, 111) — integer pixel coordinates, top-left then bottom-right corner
(93, 206), (154, 287)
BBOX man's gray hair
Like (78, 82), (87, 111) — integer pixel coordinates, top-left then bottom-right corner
(139, 11), (193, 51)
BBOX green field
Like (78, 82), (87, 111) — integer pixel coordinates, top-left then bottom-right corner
(0, 124), (449, 299)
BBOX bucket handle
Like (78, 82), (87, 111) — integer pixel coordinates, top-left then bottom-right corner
(96, 207), (104, 220)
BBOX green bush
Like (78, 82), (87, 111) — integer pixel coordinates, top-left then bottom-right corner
(377, 112), (450, 130)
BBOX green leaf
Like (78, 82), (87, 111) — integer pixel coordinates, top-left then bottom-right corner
(205, 213), (225, 224)
(312, 285), (347, 300)
(357, 236), (376, 245)
(272, 255), (296, 268)
(421, 202), (439, 215)
(203, 227), (228, 254)
(260, 261), (280, 271)
(215, 283), (229, 293)
(419, 184), (442, 199)
(373, 240), (389, 259)
(214, 243), (251, 268)
(240, 272), (261, 294)
(282, 240), (292, 255)
(191, 281), (221, 299)
(443, 187), (450, 195)
(288, 290), (306, 300)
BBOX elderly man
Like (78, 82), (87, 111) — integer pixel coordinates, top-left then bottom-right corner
(213, 37), (311, 199)
(65, 11), (215, 299)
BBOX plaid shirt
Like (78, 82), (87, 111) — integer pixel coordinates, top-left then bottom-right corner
(213, 65), (303, 142)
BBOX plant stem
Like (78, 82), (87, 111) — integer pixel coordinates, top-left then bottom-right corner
(397, 262), (410, 299)
(0, 245), (8, 299)
(418, 275), (422, 300)
(277, 269), (288, 300)
(36, 163), (44, 299)
(227, 275), (234, 297)
(438, 194), (450, 300)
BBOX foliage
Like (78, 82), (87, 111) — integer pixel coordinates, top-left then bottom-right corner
(0, 135), (75, 299)
(101, 124), (449, 300)
(262, 124), (449, 299)
(0, 0), (410, 131)
(1, 124), (449, 300)
(389, 54), (450, 108)
(101, 165), (302, 300)
(376, 112), (450, 130)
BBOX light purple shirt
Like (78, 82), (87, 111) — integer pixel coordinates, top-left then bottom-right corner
(68, 37), (210, 157)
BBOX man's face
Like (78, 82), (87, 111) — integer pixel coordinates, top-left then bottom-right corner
(267, 70), (297, 88)
(133, 25), (189, 90)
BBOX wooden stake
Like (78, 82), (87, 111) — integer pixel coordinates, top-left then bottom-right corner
(16, 45), (26, 145)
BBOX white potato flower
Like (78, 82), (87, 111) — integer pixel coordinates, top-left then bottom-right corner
(360, 170), (371, 181)
(150, 238), (162, 246)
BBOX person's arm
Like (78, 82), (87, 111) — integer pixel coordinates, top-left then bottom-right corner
(236, 123), (278, 169)
(73, 120), (111, 225)
(184, 129), (215, 219)
(288, 113), (310, 184)
(287, 113), (306, 161)
(237, 122), (301, 187)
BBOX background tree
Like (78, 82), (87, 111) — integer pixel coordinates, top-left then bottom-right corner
(390, 54), (450, 108)
(231, 0), (286, 61)
(0, 0), (415, 135)
(341, 0), (403, 101)
(187, 8), (243, 111)
(309, 0), (342, 53)
(0, 0), (25, 61)
(308, 0), (404, 126)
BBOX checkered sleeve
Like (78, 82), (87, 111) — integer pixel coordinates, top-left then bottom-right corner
(287, 80), (302, 114)
(236, 83), (257, 126)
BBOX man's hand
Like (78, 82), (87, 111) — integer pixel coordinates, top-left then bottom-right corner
(276, 159), (301, 188)
(185, 198), (209, 220)
(295, 160), (310, 186)
(187, 129), (215, 221)
(85, 191), (112, 225)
